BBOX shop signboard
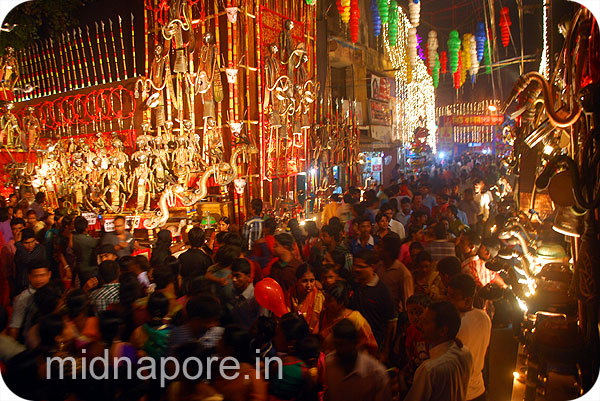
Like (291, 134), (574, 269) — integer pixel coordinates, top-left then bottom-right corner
(372, 156), (383, 172)
(440, 114), (504, 126)
(370, 74), (392, 101)
(369, 99), (392, 126)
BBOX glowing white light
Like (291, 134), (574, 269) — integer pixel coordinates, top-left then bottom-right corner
(310, 168), (316, 175)
(517, 297), (528, 312)
(543, 144), (554, 155)
(539, 0), (549, 79)
(438, 152), (445, 160)
(488, 104), (497, 112)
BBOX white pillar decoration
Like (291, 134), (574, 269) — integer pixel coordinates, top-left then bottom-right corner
(469, 34), (479, 78)
(427, 30), (438, 73)
(408, 27), (418, 69)
(408, 0), (420, 27)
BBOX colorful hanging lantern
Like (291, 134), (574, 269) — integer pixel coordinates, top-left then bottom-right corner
(440, 50), (447, 74)
(447, 30), (460, 73)
(454, 50), (462, 89)
(336, 0), (345, 16)
(433, 53), (440, 88)
(427, 30), (438, 74)
(349, 0), (360, 43)
(408, 0), (420, 27)
(460, 47), (467, 85)
(462, 33), (472, 74)
(499, 7), (511, 48)
(408, 27), (418, 68)
(475, 21), (486, 61)
(379, 0), (389, 25)
(340, 0), (351, 23)
(469, 34), (479, 78)
(305, 0), (316, 4)
(482, 38), (492, 74)
(371, 0), (381, 37)
(388, 0), (398, 46)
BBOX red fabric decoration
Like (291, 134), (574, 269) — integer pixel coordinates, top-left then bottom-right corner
(349, 0), (360, 43)
(440, 51), (447, 74)
(453, 51), (462, 89)
(499, 7), (511, 48)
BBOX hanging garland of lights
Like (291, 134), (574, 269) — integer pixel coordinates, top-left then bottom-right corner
(447, 30), (461, 73)
(408, 27), (418, 68)
(371, 0), (381, 37)
(388, 0), (399, 46)
(499, 7), (511, 48)
(382, 6), (436, 150)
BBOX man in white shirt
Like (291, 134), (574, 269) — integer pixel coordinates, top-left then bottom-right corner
(380, 203), (406, 239)
(404, 301), (472, 401)
(473, 178), (493, 223)
(447, 274), (491, 401)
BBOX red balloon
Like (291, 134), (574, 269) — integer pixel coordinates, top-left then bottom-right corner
(254, 278), (289, 317)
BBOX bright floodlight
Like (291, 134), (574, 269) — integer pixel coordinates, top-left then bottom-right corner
(488, 104), (498, 112)
(438, 152), (445, 160)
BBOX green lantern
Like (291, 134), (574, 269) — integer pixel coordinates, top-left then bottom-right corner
(379, 0), (389, 24)
(433, 54), (440, 88)
(482, 38), (492, 74)
(447, 30), (461, 73)
(388, 0), (398, 46)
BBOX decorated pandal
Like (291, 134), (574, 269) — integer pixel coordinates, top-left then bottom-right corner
(0, 0), (323, 233)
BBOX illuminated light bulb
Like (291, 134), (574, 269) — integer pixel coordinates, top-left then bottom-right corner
(513, 372), (520, 380)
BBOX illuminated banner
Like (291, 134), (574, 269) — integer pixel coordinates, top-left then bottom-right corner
(369, 99), (392, 126)
(370, 74), (392, 101)
(441, 114), (504, 126)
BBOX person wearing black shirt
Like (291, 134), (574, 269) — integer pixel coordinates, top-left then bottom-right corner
(349, 249), (397, 362)
(178, 228), (212, 294)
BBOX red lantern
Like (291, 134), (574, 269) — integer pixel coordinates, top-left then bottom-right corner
(453, 51), (462, 89)
(440, 51), (447, 74)
(499, 7), (511, 48)
(349, 0), (360, 43)
(336, 0), (344, 15)
(425, 42), (431, 75)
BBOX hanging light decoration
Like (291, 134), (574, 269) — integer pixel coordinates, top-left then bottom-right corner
(349, 0), (360, 43)
(306, 0), (316, 4)
(483, 38), (492, 74)
(454, 50), (462, 89)
(340, 0), (351, 23)
(408, 0), (420, 27)
(440, 50), (447, 74)
(462, 33), (472, 73)
(499, 7), (511, 48)
(460, 45), (467, 86)
(448, 30), (461, 73)
(432, 53), (440, 88)
(427, 30), (438, 75)
(371, 0), (381, 36)
(475, 21), (486, 61)
(388, 0), (399, 46)
(469, 34), (479, 80)
(378, 0), (389, 25)
(336, 0), (345, 15)
(408, 27), (418, 68)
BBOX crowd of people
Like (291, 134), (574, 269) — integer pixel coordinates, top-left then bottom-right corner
(0, 154), (515, 401)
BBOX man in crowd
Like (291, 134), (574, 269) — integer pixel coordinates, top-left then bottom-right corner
(242, 198), (264, 251)
(396, 197), (412, 228)
(8, 263), (51, 340)
(380, 203), (406, 239)
(420, 182), (437, 211)
(460, 233), (506, 288)
(411, 192), (431, 217)
(325, 319), (392, 401)
(101, 215), (135, 258)
(375, 235), (413, 313)
(89, 260), (120, 313)
(459, 189), (481, 228)
(448, 274), (492, 401)
(404, 301), (473, 401)
(72, 215), (99, 287)
(14, 228), (46, 294)
(425, 223), (457, 262)
(0, 217), (24, 305)
(28, 192), (46, 220)
(350, 249), (396, 358)
(349, 215), (377, 254)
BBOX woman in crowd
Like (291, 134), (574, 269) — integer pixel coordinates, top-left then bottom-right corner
(319, 281), (378, 356)
(287, 264), (325, 334)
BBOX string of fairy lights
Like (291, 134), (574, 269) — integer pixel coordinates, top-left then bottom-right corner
(382, 4), (436, 152)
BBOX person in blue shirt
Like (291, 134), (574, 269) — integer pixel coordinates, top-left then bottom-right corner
(349, 215), (378, 255)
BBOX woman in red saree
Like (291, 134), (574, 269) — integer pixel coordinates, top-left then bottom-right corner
(287, 264), (324, 334)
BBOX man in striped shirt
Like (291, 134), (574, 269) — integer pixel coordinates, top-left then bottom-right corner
(459, 234), (506, 288)
(90, 260), (120, 313)
(242, 198), (264, 252)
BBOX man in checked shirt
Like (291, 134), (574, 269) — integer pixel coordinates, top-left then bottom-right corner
(242, 198), (264, 252)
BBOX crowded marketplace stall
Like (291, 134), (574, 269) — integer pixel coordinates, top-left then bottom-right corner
(0, 0), (598, 400)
